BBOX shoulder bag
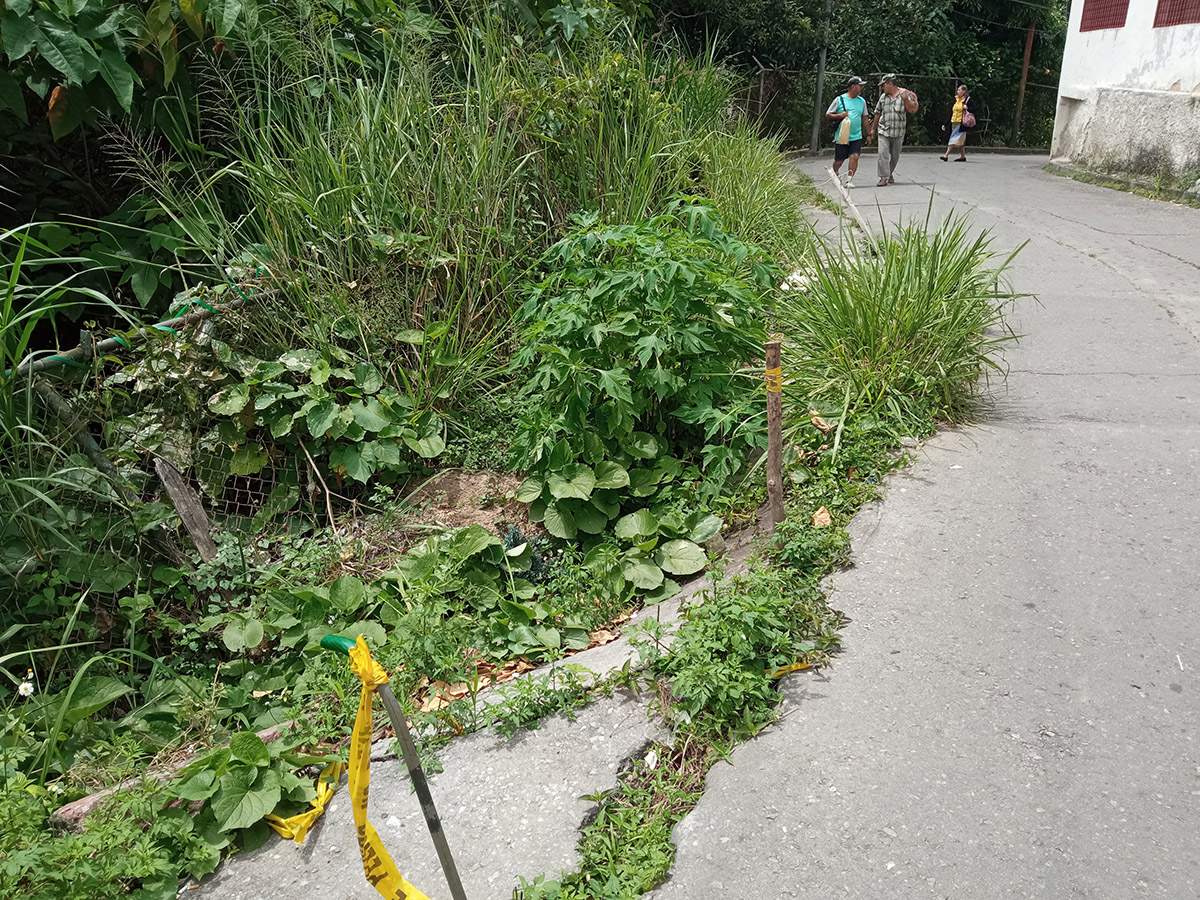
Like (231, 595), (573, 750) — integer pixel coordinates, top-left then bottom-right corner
(835, 96), (852, 145)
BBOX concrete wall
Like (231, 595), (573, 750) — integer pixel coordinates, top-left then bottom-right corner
(1051, 0), (1200, 177)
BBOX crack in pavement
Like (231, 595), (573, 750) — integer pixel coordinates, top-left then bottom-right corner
(1125, 238), (1200, 273)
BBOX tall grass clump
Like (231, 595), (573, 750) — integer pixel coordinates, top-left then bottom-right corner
(130, 26), (538, 335)
(776, 211), (1024, 431)
(695, 120), (809, 264)
(124, 13), (790, 357)
(0, 229), (133, 586)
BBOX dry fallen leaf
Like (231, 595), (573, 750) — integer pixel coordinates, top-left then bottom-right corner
(589, 628), (619, 648)
(812, 506), (832, 528)
(251, 690), (274, 698)
(809, 410), (832, 433)
(419, 681), (454, 713)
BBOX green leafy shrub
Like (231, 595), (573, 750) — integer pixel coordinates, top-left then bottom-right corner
(383, 524), (618, 664)
(777, 211), (1023, 431)
(652, 565), (842, 735)
(0, 776), (216, 900)
(100, 318), (445, 514)
(510, 201), (776, 560)
(577, 507), (722, 605)
(169, 730), (335, 847)
(5, 208), (204, 315)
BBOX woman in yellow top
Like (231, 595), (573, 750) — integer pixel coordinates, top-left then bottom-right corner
(940, 85), (978, 162)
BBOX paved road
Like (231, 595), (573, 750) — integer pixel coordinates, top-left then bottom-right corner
(649, 155), (1200, 899)
(199, 694), (664, 899)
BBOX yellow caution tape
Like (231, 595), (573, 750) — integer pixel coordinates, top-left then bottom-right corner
(768, 661), (811, 679)
(265, 762), (345, 844)
(764, 366), (783, 393)
(347, 636), (432, 900)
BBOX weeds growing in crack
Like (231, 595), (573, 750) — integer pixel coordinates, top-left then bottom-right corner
(515, 732), (717, 900)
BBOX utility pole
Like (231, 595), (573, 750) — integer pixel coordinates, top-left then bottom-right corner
(809, 0), (834, 152)
(1009, 21), (1036, 147)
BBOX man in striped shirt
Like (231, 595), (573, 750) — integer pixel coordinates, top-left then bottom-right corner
(869, 75), (919, 187)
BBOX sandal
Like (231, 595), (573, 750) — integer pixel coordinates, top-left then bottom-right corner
(939, 155), (948, 162)
(954, 156), (966, 162)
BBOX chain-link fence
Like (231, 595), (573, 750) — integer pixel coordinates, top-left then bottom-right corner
(2, 283), (335, 603)
(754, 67), (1058, 151)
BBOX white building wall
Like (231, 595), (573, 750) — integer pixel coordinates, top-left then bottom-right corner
(1052, 0), (1200, 178)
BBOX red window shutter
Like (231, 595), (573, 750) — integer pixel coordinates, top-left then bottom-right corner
(1154, 0), (1200, 26)
(1079, 0), (1131, 30)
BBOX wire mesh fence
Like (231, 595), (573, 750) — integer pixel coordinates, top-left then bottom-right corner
(795, 69), (1058, 150)
(2, 284), (334, 602)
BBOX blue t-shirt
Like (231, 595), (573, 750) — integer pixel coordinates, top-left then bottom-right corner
(828, 93), (867, 141)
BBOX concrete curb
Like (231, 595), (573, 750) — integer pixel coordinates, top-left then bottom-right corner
(1044, 161), (1200, 204)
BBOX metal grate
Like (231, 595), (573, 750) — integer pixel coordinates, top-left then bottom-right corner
(1079, 0), (1130, 30)
(1154, 0), (1200, 26)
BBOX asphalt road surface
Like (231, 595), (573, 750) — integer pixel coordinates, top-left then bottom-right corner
(647, 155), (1200, 899)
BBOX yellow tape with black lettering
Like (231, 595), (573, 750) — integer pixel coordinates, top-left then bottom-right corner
(265, 762), (344, 844)
(348, 636), (432, 900)
(767, 661), (811, 679)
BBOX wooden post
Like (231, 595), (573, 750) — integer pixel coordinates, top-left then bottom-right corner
(1009, 21), (1036, 147)
(765, 340), (784, 529)
(33, 378), (128, 488)
(155, 456), (218, 562)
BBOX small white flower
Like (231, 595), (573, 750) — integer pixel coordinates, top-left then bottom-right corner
(18, 682), (34, 697)
(48, 782), (64, 794)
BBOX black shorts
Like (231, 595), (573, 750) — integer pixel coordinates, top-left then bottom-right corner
(834, 139), (863, 162)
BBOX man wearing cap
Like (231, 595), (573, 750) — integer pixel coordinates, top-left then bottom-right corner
(868, 75), (919, 187)
(825, 76), (868, 188)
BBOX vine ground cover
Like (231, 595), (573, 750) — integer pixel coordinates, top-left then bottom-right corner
(2, 180), (796, 900)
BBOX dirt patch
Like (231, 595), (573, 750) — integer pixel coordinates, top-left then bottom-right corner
(403, 469), (526, 531)
(329, 470), (533, 582)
